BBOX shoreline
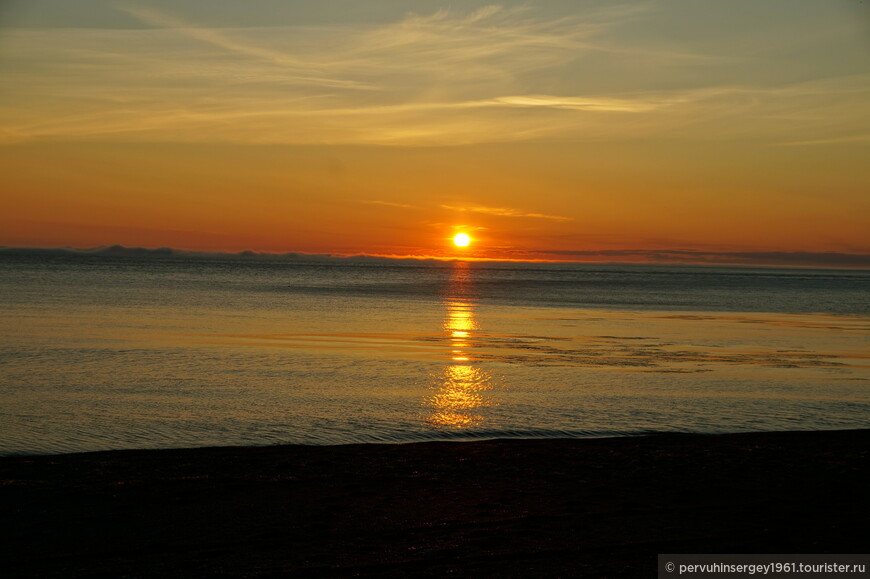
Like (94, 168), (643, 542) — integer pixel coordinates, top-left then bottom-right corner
(3, 429), (869, 577)
(0, 425), (866, 459)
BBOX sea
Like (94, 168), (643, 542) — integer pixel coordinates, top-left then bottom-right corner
(1, 252), (868, 455)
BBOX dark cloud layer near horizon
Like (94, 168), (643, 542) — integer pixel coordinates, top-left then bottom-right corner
(2, 245), (869, 270)
(537, 249), (870, 269)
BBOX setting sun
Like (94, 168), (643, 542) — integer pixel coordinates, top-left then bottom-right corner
(453, 233), (471, 247)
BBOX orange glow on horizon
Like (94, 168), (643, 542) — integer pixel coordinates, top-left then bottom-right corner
(2, 140), (867, 269)
(1, 4), (868, 269)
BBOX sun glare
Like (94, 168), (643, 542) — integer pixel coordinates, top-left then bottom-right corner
(453, 233), (471, 247)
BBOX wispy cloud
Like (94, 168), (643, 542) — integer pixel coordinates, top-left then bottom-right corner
(491, 95), (666, 113)
(780, 133), (870, 146)
(1, 3), (867, 146)
(362, 201), (572, 222)
(441, 205), (573, 221)
(362, 200), (417, 209)
(0, 3), (694, 144)
(113, 2), (373, 90)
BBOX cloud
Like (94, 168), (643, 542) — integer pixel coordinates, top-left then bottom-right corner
(780, 133), (870, 146)
(362, 201), (572, 221)
(113, 2), (373, 90)
(1, 3), (867, 146)
(492, 95), (666, 113)
(441, 205), (573, 221)
(362, 200), (417, 209)
(0, 244), (456, 265)
(0, 243), (342, 261)
(0, 3), (691, 145)
(536, 249), (870, 269)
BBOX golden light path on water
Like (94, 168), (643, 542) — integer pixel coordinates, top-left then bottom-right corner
(426, 262), (495, 429)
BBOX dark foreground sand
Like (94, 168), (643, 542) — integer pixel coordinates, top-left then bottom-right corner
(2, 430), (868, 578)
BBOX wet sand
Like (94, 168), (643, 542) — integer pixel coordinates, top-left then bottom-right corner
(2, 429), (868, 577)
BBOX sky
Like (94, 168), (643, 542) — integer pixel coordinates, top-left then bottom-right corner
(1, 0), (869, 265)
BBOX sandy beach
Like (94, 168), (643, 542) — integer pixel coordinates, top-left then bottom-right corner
(2, 429), (868, 578)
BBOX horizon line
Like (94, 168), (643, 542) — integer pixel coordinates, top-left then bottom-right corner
(2, 244), (870, 270)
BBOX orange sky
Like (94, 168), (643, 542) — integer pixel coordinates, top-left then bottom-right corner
(1, 1), (869, 264)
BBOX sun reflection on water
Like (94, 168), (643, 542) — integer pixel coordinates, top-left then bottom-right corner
(425, 263), (496, 429)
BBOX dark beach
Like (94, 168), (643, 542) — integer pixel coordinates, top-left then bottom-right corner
(2, 430), (868, 578)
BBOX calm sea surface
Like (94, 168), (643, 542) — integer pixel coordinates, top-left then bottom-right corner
(1, 253), (868, 455)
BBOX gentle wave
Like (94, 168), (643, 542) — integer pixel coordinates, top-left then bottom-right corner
(2, 255), (869, 456)
(1, 428), (665, 456)
(345, 428), (674, 444)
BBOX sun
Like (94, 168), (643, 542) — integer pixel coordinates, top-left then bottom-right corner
(453, 233), (471, 247)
